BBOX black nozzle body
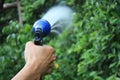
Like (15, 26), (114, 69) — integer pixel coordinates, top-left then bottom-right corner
(34, 29), (43, 45)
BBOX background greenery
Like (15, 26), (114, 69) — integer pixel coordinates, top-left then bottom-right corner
(0, 0), (120, 80)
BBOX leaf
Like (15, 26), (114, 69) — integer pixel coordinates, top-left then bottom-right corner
(109, 62), (117, 69)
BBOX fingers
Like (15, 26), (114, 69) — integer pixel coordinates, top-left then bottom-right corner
(49, 63), (54, 68)
(47, 54), (56, 66)
(43, 45), (54, 50)
(52, 54), (56, 60)
(47, 55), (56, 74)
(43, 45), (54, 54)
(50, 54), (56, 63)
(42, 45), (55, 63)
(43, 63), (54, 75)
(43, 55), (56, 75)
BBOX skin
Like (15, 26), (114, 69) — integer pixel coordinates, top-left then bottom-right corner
(12, 41), (56, 80)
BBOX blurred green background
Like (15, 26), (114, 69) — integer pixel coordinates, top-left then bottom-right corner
(0, 0), (120, 80)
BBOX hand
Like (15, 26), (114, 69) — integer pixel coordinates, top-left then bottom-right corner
(24, 41), (56, 76)
(12, 41), (56, 80)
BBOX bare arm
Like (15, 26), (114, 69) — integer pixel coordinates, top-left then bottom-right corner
(12, 63), (40, 80)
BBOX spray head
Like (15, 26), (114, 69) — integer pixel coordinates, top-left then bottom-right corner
(32, 19), (51, 45)
(32, 5), (73, 45)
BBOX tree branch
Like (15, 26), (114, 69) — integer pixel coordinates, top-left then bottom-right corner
(3, 2), (17, 9)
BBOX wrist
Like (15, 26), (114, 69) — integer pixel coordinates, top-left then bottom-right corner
(24, 63), (42, 79)
(12, 63), (41, 80)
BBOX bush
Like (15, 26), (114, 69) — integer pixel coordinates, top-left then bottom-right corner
(0, 0), (120, 80)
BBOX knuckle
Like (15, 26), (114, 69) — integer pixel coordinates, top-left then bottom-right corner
(49, 47), (54, 53)
(26, 41), (32, 46)
(26, 41), (34, 48)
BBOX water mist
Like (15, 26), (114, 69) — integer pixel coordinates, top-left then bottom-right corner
(32, 5), (73, 45)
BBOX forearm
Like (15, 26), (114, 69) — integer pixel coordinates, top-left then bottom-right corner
(12, 64), (41, 80)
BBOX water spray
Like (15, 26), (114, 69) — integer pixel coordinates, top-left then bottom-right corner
(32, 5), (73, 45)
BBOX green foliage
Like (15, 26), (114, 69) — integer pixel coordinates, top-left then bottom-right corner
(0, 0), (120, 80)
(0, 21), (32, 79)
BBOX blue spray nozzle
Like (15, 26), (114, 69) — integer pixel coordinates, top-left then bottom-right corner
(32, 19), (51, 45)
(32, 19), (51, 37)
